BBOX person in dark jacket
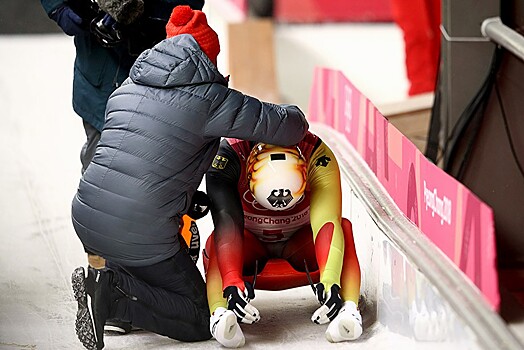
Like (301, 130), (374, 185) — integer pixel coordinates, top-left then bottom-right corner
(41, 0), (207, 337)
(40, 0), (205, 173)
(70, 5), (309, 350)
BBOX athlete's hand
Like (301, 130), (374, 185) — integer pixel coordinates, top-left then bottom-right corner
(311, 283), (343, 324)
(223, 283), (260, 324)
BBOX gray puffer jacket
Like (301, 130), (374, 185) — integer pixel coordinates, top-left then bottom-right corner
(71, 34), (308, 267)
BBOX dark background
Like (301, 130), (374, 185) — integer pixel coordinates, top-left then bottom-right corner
(0, 0), (61, 34)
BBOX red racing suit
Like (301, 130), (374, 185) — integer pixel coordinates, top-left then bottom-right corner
(204, 132), (361, 313)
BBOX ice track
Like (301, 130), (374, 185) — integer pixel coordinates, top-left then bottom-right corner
(1, 31), (522, 350)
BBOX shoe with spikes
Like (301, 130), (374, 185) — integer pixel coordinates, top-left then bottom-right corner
(210, 307), (245, 348)
(72, 267), (97, 350)
(325, 301), (363, 342)
(72, 266), (115, 350)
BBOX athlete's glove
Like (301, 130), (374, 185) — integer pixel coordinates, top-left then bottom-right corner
(187, 191), (211, 220)
(311, 283), (343, 324)
(223, 283), (260, 324)
(49, 5), (85, 36)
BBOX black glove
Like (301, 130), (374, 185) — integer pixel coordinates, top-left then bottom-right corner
(187, 191), (211, 220)
(311, 283), (343, 324)
(223, 283), (260, 324)
(50, 5), (85, 36)
(90, 13), (124, 47)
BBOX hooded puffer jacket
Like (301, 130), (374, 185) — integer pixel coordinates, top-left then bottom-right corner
(71, 34), (308, 267)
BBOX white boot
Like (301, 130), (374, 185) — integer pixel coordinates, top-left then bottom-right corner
(325, 301), (363, 342)
(210, 307), (245, 348)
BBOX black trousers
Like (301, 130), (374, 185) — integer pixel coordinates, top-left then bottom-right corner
(108, 250), (211, 342)
(80, 120), (101, 174)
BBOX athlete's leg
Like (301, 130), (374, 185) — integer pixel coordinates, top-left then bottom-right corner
(205, 230), (266, 348)
(339, 218), (361, 303)
(312, 217), (361, 302)
(325, 218), (363, 342)
(314, 221), (341, 291)
(205, 229), (267, 314)
(204, 233), (226, 313)
(281, 225), (318, 273)
(241, 230), (268, 278)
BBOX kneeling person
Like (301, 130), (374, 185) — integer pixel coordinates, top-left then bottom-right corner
(69, 5), (308, 349)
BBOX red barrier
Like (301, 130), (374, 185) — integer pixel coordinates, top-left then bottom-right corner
(274, 0), (393, 23)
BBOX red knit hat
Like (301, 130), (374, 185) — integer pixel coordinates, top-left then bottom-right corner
(166, 5), (220, 66)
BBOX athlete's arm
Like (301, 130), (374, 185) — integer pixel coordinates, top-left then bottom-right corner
(307, 140), (344, 290)
(206, 140), (246, 290)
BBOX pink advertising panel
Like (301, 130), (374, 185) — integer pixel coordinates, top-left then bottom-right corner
(308, 67), (499, 309)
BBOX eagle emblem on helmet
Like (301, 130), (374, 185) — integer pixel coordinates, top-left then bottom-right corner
(267, 189), (293, 208)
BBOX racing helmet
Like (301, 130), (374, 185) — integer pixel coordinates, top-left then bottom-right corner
(246, 143), (307, 211)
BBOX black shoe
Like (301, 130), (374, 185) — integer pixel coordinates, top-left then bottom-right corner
(104, 319), (133, 334)
(72, 267), (97, 350)
(72, 266), (114, 350)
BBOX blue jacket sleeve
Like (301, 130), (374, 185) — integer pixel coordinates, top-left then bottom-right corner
(41, 0), (65, 15)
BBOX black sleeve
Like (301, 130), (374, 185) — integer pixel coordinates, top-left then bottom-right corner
(205, 139), (244, 230)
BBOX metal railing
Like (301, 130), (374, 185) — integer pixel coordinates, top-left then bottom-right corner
(482, 17), (524, 62)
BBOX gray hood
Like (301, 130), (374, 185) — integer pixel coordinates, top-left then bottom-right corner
(130, 34), (227, 88)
